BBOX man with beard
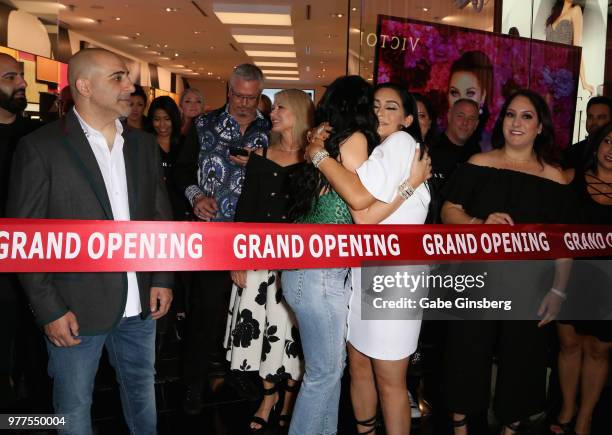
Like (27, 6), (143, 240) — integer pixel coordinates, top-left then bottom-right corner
(174, 63), (270, 413)
(8, 48), (173, 434)
(0, 52), (41, 406)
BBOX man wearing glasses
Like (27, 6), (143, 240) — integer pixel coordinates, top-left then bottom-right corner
(175, 63), (270, 413)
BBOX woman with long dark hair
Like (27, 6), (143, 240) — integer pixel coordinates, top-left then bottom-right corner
(441, 89), (574, 435)
(145, 96), (191, 222)
(296, 82), (432, 435)
(553, 122), (612, 435)
(280, 76), (379, 435)
(546, 0), (594, 95)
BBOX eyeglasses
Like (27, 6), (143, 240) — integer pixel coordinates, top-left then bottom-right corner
(229, 88), (260, 103)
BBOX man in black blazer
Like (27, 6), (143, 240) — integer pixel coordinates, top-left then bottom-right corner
(7, 48), (173, 435)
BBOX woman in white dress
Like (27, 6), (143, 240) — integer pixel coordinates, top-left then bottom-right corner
(306, 83), (431, 435)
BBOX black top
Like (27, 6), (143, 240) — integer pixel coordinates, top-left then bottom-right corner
(430, 133), (480, 189)
(234, 149), (305, 223)
(570, 171), (612, 225)
(159, 136), (191, 220)
(0, 115), (41, 216)
(443, 163), (576, 224)
(562, 138), (589, 170)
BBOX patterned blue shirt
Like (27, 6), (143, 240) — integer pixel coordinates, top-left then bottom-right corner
(185, 106), (270, 222)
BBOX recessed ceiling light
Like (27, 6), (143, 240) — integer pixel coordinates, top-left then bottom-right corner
(113, 16), (121, 21)
(174, 52), (179, 57)
(172, 64), (185, 68)
(165, 7), (179, 12)
(213, 4), (291, 26)
(245, 50), (296, 58)
(351, 7), (357, 11)
(255, 61), (298, 68)
(194, 30), (201, 34)
(261, 70), (299, 75)
(331, 13), (344, 18)
(117, 35), (130, 40)
(217, 76), (221, 80)
(422, 7), (429, 12)
(209, 45), (215, 50)
(232, 35), (294, 45)
(159, 56), (169, 60)
(207, 72), (213, 75)
(265, 76), (300, 81)
(80, 17), (96, 24)
(322, 68), (326, 72)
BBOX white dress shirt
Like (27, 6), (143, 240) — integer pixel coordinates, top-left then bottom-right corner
(73, 108), (142, 317)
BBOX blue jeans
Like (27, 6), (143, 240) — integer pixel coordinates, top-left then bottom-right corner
(281, 268), (351, 435)
(46, 315), (156, 435)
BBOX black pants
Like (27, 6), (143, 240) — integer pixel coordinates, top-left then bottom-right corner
(443, 320), (549, 425)
(182, 270), (233, 388)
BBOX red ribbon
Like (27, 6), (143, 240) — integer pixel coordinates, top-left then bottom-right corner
(0, 219), (610, 272)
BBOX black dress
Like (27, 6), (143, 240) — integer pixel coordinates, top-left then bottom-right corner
(224, 150), (305, 382)
(560, 172), (612, 342)
(441, 163), (577, 424)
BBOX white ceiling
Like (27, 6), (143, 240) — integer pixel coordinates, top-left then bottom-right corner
(7, 0), (496, 86)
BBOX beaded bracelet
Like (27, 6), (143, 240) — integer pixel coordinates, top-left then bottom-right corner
(398, 180), (415, 200)
(312, 150), (330, 168)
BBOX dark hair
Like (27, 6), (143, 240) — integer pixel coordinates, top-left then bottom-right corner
(585, 121), (612, 174)
(587, 96), (612, 115)
(289, 76), (379, 221)
(547, 0), (585, 27)
(491, 89), (559, 165)
(375, 83), (423, 143)
(131, 84), (147, 104)
(413, 93), (438, 145)
(449, 50), (494, 108)
(145, 96), (181, 149)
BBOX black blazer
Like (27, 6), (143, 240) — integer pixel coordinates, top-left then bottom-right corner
(7, 110), (174, 335)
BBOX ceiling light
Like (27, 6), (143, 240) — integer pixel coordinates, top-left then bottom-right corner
(422, 7), (429, 12)
(79, 17), (96, 24)
(349, 28), (360, 34)
(174, 52), (179, 57)
(261, 70), (299, 75)
(172, 64), (185, 68)
(135, 32), (141, 36)
(159, 56), (169, 60)
(213, 4), (291, 26)
(232, 35), (294, 45)
(113, 16), (121, 21)
(322, 68), (326, 72)
(246, 50), (296, 58)
(207, 72), (214, 75)
(351, 7), (357, 11)
(117, 35), (130, 40)
(209, 45), (215, 50)
(331, 13), (344, 18)
(265, 76), (300, 81)
(255, 61), (298, 68)
(194, 30), (201, 34)
(165, 7), (179, 12)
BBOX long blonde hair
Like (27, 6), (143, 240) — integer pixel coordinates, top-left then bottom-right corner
(270, 89), (315, 149)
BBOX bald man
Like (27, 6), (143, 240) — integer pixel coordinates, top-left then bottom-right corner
(7, 48), (173, 435)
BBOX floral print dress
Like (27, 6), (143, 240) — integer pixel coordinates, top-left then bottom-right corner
(223, 151), (304, 382)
